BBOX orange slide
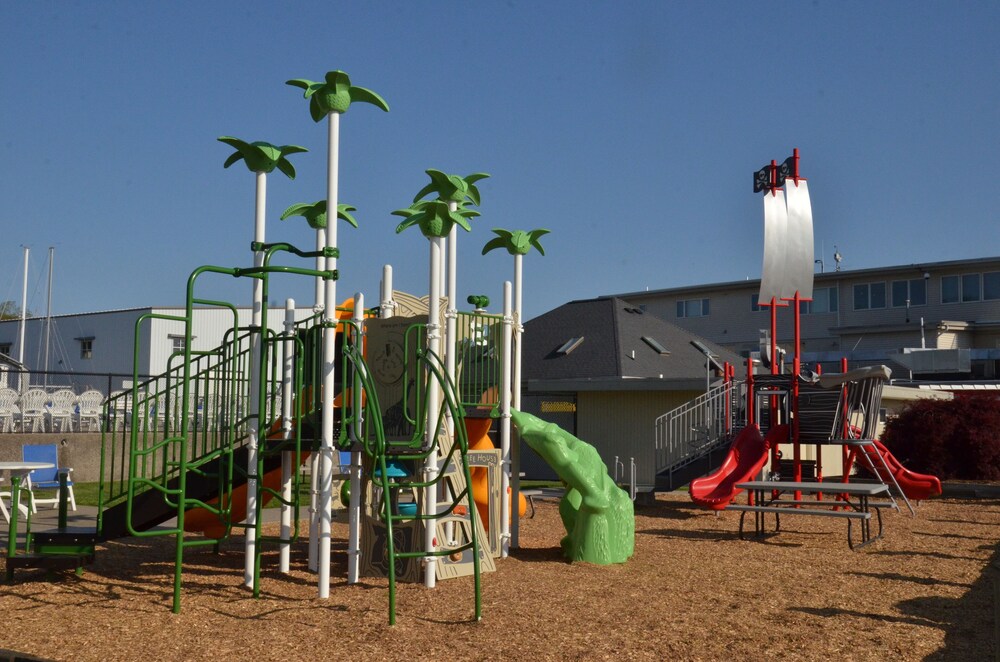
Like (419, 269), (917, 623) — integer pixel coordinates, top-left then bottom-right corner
(689, 424), (787, 511)
(465, 417), (527, 527)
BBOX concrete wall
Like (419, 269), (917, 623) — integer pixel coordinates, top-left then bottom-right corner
(0, 433), (103, 482)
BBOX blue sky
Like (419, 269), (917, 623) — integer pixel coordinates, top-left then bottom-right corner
(2, 1), (998, 322)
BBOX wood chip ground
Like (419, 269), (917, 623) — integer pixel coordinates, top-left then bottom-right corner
(2, 492), (999, 661)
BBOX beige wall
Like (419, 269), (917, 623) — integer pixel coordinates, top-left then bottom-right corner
(576, 390), (700, 487)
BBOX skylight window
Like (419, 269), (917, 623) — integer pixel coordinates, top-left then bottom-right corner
(642, 336), (670, 355)
(556, 337), (584, 355)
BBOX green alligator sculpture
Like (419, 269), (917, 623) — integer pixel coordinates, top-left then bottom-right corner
(511, 410), (634, 564)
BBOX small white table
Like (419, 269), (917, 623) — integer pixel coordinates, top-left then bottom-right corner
(0, 461), (54, 521)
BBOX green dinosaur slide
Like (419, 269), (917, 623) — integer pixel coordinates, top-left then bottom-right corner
(511, 410), (634, 565)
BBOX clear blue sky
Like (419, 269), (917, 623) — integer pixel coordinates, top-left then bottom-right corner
(2, 1), (998, 321)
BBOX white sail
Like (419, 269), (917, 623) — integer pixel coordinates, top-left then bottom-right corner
(783, 179), (814, 299)
(759, 191), (788, 303)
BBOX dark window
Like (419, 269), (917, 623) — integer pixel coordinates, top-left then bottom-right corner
(962, 274), (981, 302)
(942, 275), (960, 303)
(984, 272), (1000, 300)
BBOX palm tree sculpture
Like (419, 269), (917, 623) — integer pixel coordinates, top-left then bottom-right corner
(482, 227), (549, 555)
(281, 200), (359, 229)
(410, 169), (490, 462)
(218, 137), (308, 178)
(393, 188), (483, 587)
(286, 69), (387, 593)
(218, 136), (306, 589)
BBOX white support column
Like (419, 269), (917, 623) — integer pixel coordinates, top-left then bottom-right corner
(499, 281), (513, 557)
(347, 292), (364, 584)
(424, 236), (444, 588)
(380, 264), (395, 318)
(318, 110), (341, 599)
(279, 299), (296, 573)
(244, 170), (267, 587)
(510, 255), (524, 549)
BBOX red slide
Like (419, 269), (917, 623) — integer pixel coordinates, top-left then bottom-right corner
(689, 424), (786, 511)
(857, 439), (942, 501)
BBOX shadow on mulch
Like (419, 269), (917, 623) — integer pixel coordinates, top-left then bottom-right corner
(799, 538), (1000, 660)
(508, 546), (567, 563)
(915, 537), (1000, 661)
(914, 530), (992, 541)
(848, 570), (972, 589)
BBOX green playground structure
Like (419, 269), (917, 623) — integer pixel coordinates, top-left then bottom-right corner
(2, 68), (559, 626)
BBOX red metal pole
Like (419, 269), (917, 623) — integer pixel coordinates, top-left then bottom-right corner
(841, 357), (851, 483)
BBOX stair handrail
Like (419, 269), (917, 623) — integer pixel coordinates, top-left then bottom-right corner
(653, 380), (745, 475)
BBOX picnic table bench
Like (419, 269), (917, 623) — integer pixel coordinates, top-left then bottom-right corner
(728, 480), (891, 550)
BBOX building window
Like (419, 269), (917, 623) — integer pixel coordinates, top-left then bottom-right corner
(853, 282), (886, 310)
(78, 338), (93, 360)
(962, 274), (981, 302)
(984, 272), (1000, 300)
(0, 343), (11, 356)
(942, 274), (983, 303)
(170, 335), (186, 354)
(750, 294), (763, 312)
(811, 287), (838, 313)
(891, 278), (927, 308)
(941, 275), (960, 303)
(677, 298), (710, 318)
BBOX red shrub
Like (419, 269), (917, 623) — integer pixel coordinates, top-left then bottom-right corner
(881, 393), (1000, 481)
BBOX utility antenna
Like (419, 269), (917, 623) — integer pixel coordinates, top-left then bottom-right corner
(833, 246), (843, 271)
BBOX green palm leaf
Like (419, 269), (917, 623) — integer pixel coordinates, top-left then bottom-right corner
(218, 137), (307, 178)
(413, 169), (490, 205)
(286, 70), (389, 121)
(281, 201), (359, 229)
(482, 228), (549, 256)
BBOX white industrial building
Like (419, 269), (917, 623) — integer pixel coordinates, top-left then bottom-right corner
(0, 306), (316, 394)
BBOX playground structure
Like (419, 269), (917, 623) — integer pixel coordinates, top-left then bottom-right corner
(689, 151), (941, 522)
(2, 69), (544, 625)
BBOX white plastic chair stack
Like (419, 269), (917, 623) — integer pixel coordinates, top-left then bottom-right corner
(47, 389), (77, 432)
(18, 388), (49, 432)
(76, 390), (105, 431)
(0, 387), (20, 432)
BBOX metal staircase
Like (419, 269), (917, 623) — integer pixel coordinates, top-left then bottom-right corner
(653, 380), (745, 492)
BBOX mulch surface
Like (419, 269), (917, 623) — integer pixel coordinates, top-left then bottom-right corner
(2, 491), (999, 661)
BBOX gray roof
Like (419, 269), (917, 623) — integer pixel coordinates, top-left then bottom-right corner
(522, 297), (742, 391)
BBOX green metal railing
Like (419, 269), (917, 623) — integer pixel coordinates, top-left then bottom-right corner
(454, 310), (503, 415)
(97, 243), (486, 622)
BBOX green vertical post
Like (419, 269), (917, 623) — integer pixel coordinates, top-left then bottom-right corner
(58, 470), (69, 530)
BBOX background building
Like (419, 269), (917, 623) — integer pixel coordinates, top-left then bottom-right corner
(613, 256), (1000, 380)
(519, 296), (740, 489)
(0, 306), (316, 395)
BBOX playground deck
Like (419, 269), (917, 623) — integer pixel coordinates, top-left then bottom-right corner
(2, 490), (998, 661)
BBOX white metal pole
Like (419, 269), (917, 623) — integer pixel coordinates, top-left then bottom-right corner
(279, 299), (296, 573)
(424, 236), (444, 588)
(43, 247), (54, 385)
(510, 256), (524, 549)
(443, 207), (459, 547)
(499, 281), (513, 557)
(445, 206), (458, 418)
(244, 169), (267, 587)
(17, 246), (28, 390)
(318, 110), (341, 598)
(381, 264), (395, 317)
(347, 292), (364, 584)
(314, 226), (327, 314)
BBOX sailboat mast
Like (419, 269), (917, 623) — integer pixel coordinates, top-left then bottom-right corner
(43, 246), (54, 385)
(17, 246), (29, 390)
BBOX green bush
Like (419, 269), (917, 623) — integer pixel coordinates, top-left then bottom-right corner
(881, 393), (1000, 481)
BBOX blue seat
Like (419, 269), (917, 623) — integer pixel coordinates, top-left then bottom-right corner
(23, 444), (76, 512)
